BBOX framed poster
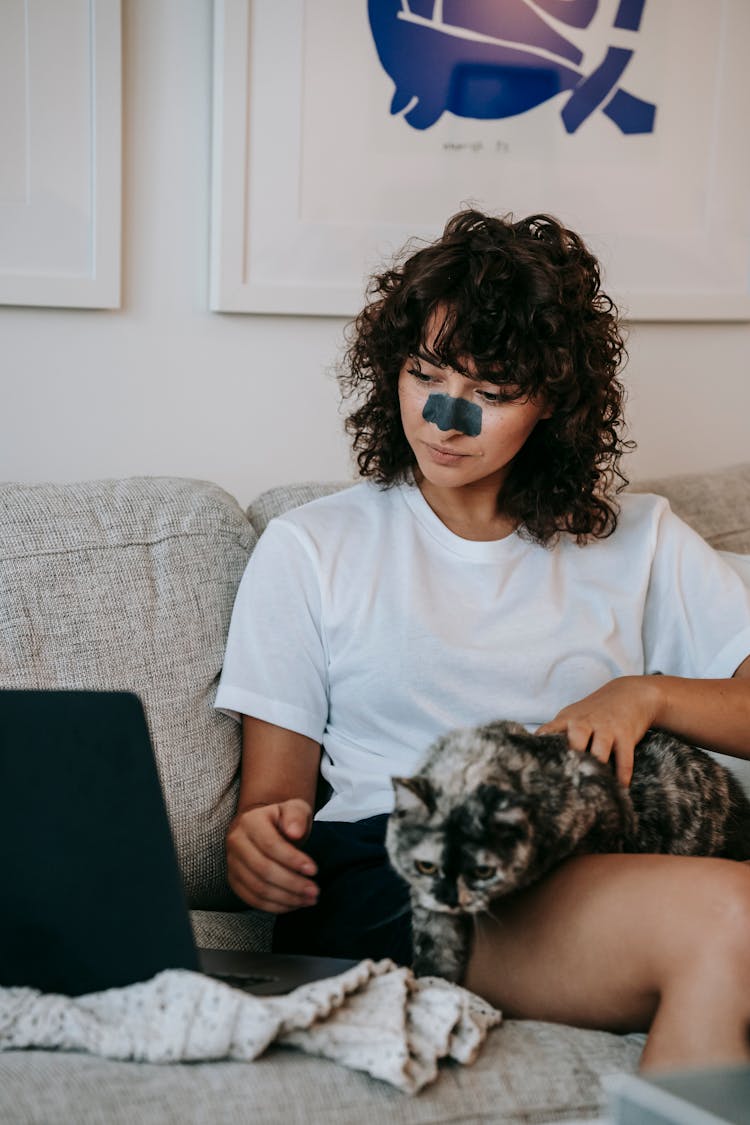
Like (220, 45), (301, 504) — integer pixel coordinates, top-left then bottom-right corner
(210, 0), (750, 320)
(0, 0), (121, 310)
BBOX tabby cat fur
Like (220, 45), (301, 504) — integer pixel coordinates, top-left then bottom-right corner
(386, 720), (750, 981)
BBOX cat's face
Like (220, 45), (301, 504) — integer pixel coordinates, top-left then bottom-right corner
(386, 777), (536, 912)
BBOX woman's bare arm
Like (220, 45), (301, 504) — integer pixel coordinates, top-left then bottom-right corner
(236, 715), (321, 813)
(226, 716), (323, 912)
(651, 653), (750, 757)
(538, 654), (750, 786)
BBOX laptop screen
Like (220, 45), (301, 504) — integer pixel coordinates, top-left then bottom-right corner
(0, 690), (200, 995)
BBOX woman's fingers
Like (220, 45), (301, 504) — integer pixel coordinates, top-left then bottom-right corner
(589, 730), (613, 764)
(254, 805), (317, 875)
(277, 797), (315, 845)
(241, 836), (318, 898)
(228, 859), (318, 913)
(539, 718), (636, 787)
(226, 801), (319, 911)
(227, 847), (319, 912)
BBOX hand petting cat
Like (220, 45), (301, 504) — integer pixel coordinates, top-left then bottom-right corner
(537, 675), (663, 787)
(388, 717), (750, 979)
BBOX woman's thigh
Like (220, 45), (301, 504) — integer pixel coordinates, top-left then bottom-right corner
(463, 852), (750, 1032)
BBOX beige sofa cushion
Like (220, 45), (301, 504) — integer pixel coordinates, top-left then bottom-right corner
(0, 1017), (643, 1123)
(247, 480), (353, 537)
(631, 461), (750, 552)
(0, 476), (256, 908)
(248, 465), (750, 555)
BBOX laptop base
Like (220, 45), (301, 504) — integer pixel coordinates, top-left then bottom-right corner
(198, 948), (359, 995)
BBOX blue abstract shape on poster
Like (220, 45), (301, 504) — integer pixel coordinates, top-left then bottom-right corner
(367, 0), (656, 134)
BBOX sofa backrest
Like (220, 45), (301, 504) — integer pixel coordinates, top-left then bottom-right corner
(0, 476), (256, 909)
(630, 462), (750, 553)
(248, 464), (750, 554)
(246, 481), (353, 538)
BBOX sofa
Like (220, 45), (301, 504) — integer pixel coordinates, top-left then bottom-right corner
(1, 462), (749, 1125)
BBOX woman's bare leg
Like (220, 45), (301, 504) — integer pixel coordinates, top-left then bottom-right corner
(462, 853), (750, 1072)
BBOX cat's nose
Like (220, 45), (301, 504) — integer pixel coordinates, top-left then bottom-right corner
(439, 881), (459, 908)
(458, 885), (474, 908)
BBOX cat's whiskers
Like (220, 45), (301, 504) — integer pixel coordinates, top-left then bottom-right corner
(367, 903), (412, 931)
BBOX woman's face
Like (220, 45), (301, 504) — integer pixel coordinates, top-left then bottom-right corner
(397, 340), (551, 496)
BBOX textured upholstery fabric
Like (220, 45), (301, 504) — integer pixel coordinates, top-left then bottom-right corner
(631, 462), (750, 552)
(247, 480), (354, 537)
(248, 464), (750, 553)
(0, 477), (256, 908)
(0, 1020), (643, 1123)
(190, 908), (274, 952)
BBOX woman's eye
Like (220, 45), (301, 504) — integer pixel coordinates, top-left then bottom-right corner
(408, 368), (433, 384)
(470, 865), (496, 881)
(414, 859), (438, 876)
(479, 389), (515, 404)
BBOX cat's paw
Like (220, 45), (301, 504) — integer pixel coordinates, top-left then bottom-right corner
(412, 939), (465, 981)
(411, 906), (469, 981)
(413, 952), (465, 982)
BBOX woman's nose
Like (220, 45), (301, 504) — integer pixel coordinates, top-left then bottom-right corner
(422, 393), (482, 436)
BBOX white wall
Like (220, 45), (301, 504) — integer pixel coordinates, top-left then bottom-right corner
(1, 0), (748, 504)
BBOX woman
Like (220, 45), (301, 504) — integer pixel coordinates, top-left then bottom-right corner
(216, 210), (750, 1071)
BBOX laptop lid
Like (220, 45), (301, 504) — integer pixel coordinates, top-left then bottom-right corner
(0, 690), (200, 995)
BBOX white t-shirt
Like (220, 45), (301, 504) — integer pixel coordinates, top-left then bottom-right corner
(215, 481), (750, 822)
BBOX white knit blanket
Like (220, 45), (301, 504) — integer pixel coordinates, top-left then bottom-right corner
(0, 958), (501, 1094)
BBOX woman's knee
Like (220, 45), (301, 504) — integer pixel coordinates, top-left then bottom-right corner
(464, 856), (750, 1022)
(660, 862), (750, 984)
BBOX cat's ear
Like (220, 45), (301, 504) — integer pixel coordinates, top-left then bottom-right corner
(391, 776), (436, 815)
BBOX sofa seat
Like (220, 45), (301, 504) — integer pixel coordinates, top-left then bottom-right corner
(2, 463), (749, 1123)
(0, 1020), (644, 1124)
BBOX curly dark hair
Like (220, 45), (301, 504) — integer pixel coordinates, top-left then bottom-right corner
(339, 209), (632, 544)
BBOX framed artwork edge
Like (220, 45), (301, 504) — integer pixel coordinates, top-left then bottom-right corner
(212, 285), (750, 323)
(0, 0), (122, 311)
(209, 0), (750, 323)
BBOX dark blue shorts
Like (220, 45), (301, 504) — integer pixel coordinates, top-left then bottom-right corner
(271, 814), (414, 966)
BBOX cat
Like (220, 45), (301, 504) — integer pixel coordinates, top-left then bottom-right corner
(386, 719), (750, 982)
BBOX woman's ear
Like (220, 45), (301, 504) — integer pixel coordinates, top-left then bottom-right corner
(530, 392), (554, 420)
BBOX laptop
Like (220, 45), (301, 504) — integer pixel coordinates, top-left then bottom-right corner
(605, 1066), (750, 1125)
(0, 690), (355, 997)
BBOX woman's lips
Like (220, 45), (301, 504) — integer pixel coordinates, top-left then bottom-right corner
(423, 442), (472, 465)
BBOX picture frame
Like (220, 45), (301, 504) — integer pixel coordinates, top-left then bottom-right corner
(210, 0), (750, 321)
(0, 0), (122, 310)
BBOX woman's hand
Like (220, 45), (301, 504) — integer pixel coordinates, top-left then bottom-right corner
(536, 676), (662, 787)
(226, 797), (319, 913)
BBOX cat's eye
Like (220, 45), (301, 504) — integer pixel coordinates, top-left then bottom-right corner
(470, 865), (497, 881)
(414, 859), (438, 876)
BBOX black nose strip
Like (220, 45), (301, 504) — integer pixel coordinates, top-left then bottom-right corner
(422, 394), (482, 436)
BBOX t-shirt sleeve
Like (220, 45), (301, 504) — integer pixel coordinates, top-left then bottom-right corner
(642, 500), (750, 679)
(214, 518), (328, 741)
